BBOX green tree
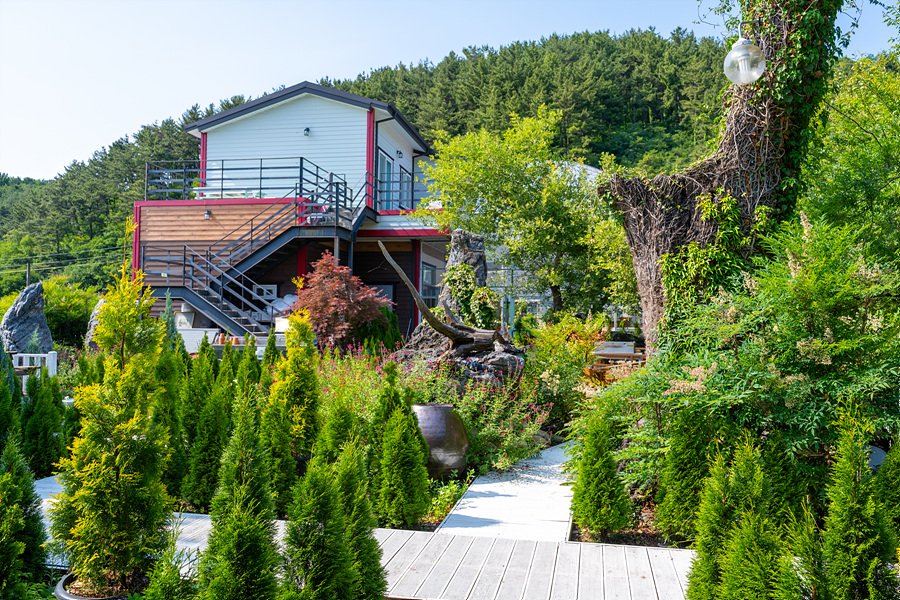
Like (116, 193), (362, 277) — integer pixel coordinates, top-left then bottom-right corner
(269, 313), (319, 458)
(199, 484), (278, 600)
(280, 459), (355, 600)
(20, 370), (63, 479)
(0, 472), (25, 600)
(571, 415), (632, 540)
(375, 408), (430, 528)
(335, 439), (387, 600)
(0, 438), (46, 584)
(417, 107), (633, 312)
(182, 334), (216, 449)
(314, 399), (361, 464)
(823, 408), (897, 599)
(260, 391), (296, 518)
(153, 346), (188, 498)
(183, 369), (232, 512)
(875, 439), (900, 536)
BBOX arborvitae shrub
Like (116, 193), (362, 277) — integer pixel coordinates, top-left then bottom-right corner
(143, 527), (199, 600)
(571, 414), (632, 540)
(875, 439), (900, 536)
(199, 333), (218, 379)
(259, 331), (280, 397)
(236, 336), (261, 396)
(221, 338), (237, 378)
(200, 484), (278, 600)
(0, 437), (45, 583)
(0, 353), (19, 416)
(153, 347), (188, 498)
(0, 381), (15, 455)
(335, 439), (387, 600)
(358, 307), (402, 354)
(656, 404), (722, 540)
(823, 411), (897, 600)
(376, 408), (430, 528)
(0, 471), (25, 599)
(687, 438), (796, 600)
(183, 367), (233, 511)
(260, 393), (296, 518)
(717, 511), (780, 600)
(281, 459), (355, 600)
(761, 430), (805, 527)
(775, 507), (826, 600)
(368, 361), (423, 488)
(269, 313), (319, 457)
(210, 389), (273, 520)
(181, 336), (216, 448)
(20, 371), (63, 478)
(315, 400), (361, 464)
(686, 451), (739, 600)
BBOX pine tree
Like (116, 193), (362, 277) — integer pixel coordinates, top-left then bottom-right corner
(0, 437), (46, 583)
(281, 459), (356, 600)
(656, 405), (722, 540)
(0, 472), (25, 599)
(823, 410), (897, 600)
(314, 400), (360, 464)
(874, 439), (900, 536)
(199, 483), (278, 600)
(335, 439), (387, 600)
(376, 408), (430, 528)
(571, 415), (632, 540)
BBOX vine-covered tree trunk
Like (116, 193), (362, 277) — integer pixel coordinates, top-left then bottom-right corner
(606, 0), (843, 343)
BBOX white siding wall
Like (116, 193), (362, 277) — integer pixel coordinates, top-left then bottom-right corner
(205, 95), (369, 198)
(376, 120), (419, 209)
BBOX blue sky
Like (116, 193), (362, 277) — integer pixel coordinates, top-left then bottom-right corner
(0, 0), (895, 180)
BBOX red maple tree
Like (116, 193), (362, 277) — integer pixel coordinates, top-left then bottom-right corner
(295, 251), (392, 347)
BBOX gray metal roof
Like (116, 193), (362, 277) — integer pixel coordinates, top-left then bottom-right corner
(184, 80), (432, 154)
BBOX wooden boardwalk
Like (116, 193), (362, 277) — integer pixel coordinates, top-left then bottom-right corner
(376, 529), (694, 600)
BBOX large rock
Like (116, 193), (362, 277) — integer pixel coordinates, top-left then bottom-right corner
(0, 282), (53, 353)
(84, 298), (106, 351)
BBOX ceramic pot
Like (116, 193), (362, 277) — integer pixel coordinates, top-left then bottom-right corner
(411, 404), (469, 480)
(54, 573), (121, 600)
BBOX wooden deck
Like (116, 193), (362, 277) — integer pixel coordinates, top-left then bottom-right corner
(375, 529), (694, 600)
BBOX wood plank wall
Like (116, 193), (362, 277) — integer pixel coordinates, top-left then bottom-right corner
(139, 201), (291, 245)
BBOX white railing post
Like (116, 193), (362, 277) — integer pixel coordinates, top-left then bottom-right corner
(47, 351), (57, 377)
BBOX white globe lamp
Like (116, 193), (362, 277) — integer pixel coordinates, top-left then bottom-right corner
(723, 37), (766, 85)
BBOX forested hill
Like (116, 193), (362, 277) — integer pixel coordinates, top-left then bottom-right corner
(323, 28), (728, 171)
(0, 28), (727, 294)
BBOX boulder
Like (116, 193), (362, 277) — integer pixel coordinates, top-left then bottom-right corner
(0, 282), (53, 353)
(84, 298), (106, 351)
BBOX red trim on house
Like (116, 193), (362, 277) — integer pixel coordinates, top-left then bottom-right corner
(356, 228), (445, 237)
(199, 133), (208, 195)
(131, 204), (141, 278)
(413, 239), (421, 327)
(377, 209), (414, 216)
(366, 109), (375, 210)
(134, 197), (296, 208)
(297, 246), (308, 280)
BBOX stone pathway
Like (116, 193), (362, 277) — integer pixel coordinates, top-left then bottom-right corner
(436, 442), (574, 542)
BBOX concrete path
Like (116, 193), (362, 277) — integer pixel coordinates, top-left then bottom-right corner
(435, 442), (574, 542)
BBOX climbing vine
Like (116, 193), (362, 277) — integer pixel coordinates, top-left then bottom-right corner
(442, 265), (499, 329)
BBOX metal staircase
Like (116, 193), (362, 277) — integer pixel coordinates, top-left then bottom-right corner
(141, 158), (376, 335)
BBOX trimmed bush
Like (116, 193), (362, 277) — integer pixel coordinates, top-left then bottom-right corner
(571, 415), (632, 540)
(281, 459), (355, 600)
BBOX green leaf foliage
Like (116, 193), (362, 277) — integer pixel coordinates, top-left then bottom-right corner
(153, 347), (188, 499)
(571, 414), (632, 540)
(0, 472), (25, 600)
(183, 369), (232, 512)
(260, 390), (297, 518)
(181, 334), (216, 449)
(269, 314), (319, 457)
(20, 370), (63, 479)
(874, 439), (900, 536)
(280, 459), (355, 600)
(143, 525), (199, 600)
(314, 399), (361, 464)
(717, 511), (780, 600)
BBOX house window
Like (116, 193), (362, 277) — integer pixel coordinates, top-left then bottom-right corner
(378, 151), (394, 207)
(372, 284), (394, 303)
(421, 262), (440, 308)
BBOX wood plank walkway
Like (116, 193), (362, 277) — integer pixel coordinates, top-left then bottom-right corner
(378, 529), (695, 600)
